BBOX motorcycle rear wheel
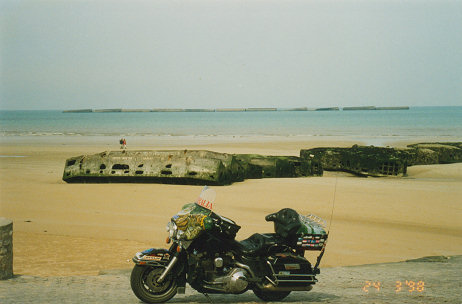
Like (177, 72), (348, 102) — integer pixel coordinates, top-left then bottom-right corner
(130, 265), (177, 303)
(253, 287), (291, 302)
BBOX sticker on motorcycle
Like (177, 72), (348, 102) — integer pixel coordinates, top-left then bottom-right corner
(196, 186), (216, 210)
(143, 255), (162, 261)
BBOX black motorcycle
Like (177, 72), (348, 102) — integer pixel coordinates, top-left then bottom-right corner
(130, 188), (328, 303)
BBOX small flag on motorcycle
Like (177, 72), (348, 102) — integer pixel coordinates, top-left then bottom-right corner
(196, 186), (216, 210)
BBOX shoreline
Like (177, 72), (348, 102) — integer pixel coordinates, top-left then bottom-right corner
(3, 134), (462, 149)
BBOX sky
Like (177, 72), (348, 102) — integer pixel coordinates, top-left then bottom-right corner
(1, 0), (461, 110)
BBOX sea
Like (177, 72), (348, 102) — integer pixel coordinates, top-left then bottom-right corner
(1, 106), (461, 146)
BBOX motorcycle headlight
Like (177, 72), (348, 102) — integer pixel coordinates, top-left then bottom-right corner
(176, 229), (184, 240)
(166, 221), (178, 239)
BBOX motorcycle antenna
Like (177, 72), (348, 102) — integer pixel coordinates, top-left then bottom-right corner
(327, 175), (338, 233)
(313, 175), (338, 272)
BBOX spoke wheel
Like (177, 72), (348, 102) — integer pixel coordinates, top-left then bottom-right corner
(130, 265), (177, 303)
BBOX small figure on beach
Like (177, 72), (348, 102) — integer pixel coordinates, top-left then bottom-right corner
(120, 138), (127, 149)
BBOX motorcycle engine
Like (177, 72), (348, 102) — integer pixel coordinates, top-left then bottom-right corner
(189, 251), (249, 294)
(207, 267), (249, 294)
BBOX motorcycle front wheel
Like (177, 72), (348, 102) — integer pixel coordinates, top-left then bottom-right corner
(130, 265), (177, 303)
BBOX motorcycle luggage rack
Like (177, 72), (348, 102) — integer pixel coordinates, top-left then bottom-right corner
(300, 213), (326, 229)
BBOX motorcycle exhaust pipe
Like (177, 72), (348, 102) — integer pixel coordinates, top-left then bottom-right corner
(259, 283), (313, 292)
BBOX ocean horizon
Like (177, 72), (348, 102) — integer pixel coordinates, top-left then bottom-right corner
(1, 106), (462, 146)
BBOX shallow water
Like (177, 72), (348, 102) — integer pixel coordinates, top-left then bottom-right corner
(1, 107), (461, 143)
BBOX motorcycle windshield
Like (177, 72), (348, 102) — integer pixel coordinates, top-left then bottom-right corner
(171, 187), (216, 240)
(196, 186), (216, 210)
(171, 187), (240, 240)
(172, 203), (211, 240)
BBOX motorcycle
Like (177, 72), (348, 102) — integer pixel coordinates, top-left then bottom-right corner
(130, 187), (328, 303)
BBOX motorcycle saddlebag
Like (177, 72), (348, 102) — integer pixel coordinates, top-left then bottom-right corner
(268, 253), (316, 286)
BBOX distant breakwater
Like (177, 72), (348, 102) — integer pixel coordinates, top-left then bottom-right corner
(63, 106), (409, 113)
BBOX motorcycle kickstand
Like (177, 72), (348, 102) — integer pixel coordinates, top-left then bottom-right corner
(202, 292), (213, 304)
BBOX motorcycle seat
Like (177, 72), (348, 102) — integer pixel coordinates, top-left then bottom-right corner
(237, 233), (280, 256)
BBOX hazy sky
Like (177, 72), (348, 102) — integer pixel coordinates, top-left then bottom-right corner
(1, 0), (461, 110)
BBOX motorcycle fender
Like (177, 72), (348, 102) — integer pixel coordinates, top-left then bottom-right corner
(132, 248), (171, 266)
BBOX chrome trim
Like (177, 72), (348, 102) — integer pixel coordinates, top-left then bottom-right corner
(265, 260), (278, 283)
(266, 261), (277, 276)
(214, 257), (224, 268)
(274, 273), (317, 283)
(203, 284), (226, 292)
(133, 252), (143, 262)
(275, 274), (316, 278)
(260, 284), (313, 292)
(265, 260), (318, 285)
(265, 275), (277, 286)
(132, 251), (169, 266)
(275, 279), (317, 283)
(235, 262), (255, 278)
(203, 280), (225, 286)
(156, 255), (178, 283)
(166, 221), (178, 239)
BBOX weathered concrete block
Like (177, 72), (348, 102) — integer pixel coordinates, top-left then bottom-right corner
(301, 142), (462, 176)
(0, 218), (13, 280)
(405, 148), (439, 166)
(62, 143), (462, 184)
(407, 143), (462, 165)
(63, 150), (322, 185)
(301, 145), (409, 177)
(234, 155), (285, 178)
(234, 155), (322, 178)
(63, 150), (245, 185)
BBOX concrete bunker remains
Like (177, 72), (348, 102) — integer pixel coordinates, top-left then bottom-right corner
(63, 150), (321, 185)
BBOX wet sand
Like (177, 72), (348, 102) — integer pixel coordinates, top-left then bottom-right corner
(1, 137), (461, 276)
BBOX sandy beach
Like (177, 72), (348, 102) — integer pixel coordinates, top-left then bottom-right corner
(1, 136), (461, 277)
